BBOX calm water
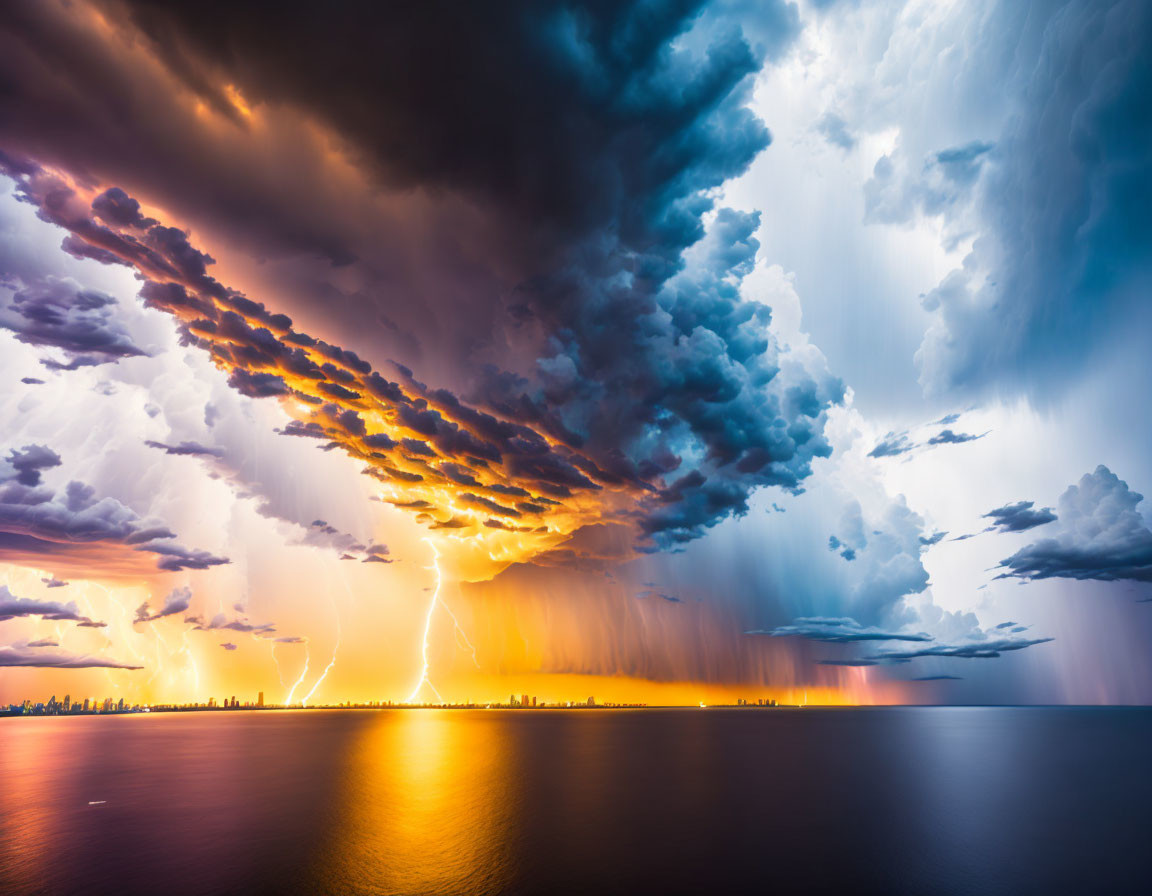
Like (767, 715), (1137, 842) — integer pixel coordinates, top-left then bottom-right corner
(1, 708), (1150, 895)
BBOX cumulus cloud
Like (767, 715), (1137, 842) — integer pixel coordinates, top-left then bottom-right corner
(133, 586), (192, 624)
(998, 466), (1152, 583)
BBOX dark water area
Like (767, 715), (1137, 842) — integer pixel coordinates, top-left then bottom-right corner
(1, 708), (1150, 895)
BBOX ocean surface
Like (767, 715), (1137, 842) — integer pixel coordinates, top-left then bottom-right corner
(1, 707), (1150, 895)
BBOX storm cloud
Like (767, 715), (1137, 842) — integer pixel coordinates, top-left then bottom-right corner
(998, 466), (1152, 584)
(984, 501), (1058, 534)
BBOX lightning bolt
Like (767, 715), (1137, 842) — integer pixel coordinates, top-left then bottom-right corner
(439, 597), (480, 668)
(301, 591), (342, 706)
(284, 642), (311, 706)
(405, 538), (445, 703)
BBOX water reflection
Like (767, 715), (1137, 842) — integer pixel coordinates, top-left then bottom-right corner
(1, 708), (1150, 896)
(308, 710), (517, 895)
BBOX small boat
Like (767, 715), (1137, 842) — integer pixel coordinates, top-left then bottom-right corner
(87, 800), (106, 806)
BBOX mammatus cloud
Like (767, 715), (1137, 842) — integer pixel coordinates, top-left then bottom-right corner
(998, 466), (1152, 584)
(133, 586), (192, 624)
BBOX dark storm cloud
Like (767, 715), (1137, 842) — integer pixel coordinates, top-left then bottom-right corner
(144, 440), (224, 458)
(912, 675), (963, 681)
(816, 659), (879, 666)
(998, 466), (1152, 584)
(139, 542), (230, 572)
(2, 444), (61, 486)
(926, 429), (985, 446)
(133, 586), (192, 624)
(0, 275), (146, 366)
(750, 616), (933, 643)
(0, 645), (141, 669)
(0, 464), (227, 574)
(0, 0), (842, 553)
(916, 0), (1152, 396)
(869, 636), (1053, 661)
(0, 586), (104, 627)
(984, 501), (1057, 534)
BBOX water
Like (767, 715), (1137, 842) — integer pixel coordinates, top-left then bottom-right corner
(1, 707), (1149, 895)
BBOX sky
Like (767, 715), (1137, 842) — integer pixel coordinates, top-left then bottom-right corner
(0, 0), (1150, 706)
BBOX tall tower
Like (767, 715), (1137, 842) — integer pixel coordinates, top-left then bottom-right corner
(257, 691), (264, 708)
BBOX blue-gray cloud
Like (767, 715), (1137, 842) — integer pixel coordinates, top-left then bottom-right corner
(0, 275), (145, 366)
(916, 0), (1152, 397)
(926, 429), (985, 446)
(749, 616), (933, 643)
(133, 586), (192, 624)
(984, 501), (1057, 534)
(0, 585), (104, 627)
(868, 432), (915, 458)
(998, 466), (1152, 583)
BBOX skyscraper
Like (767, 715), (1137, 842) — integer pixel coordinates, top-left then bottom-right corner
(257, 691), (264, 708)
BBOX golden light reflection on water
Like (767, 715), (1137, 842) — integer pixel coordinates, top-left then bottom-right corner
(310, 710), (517, 896)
